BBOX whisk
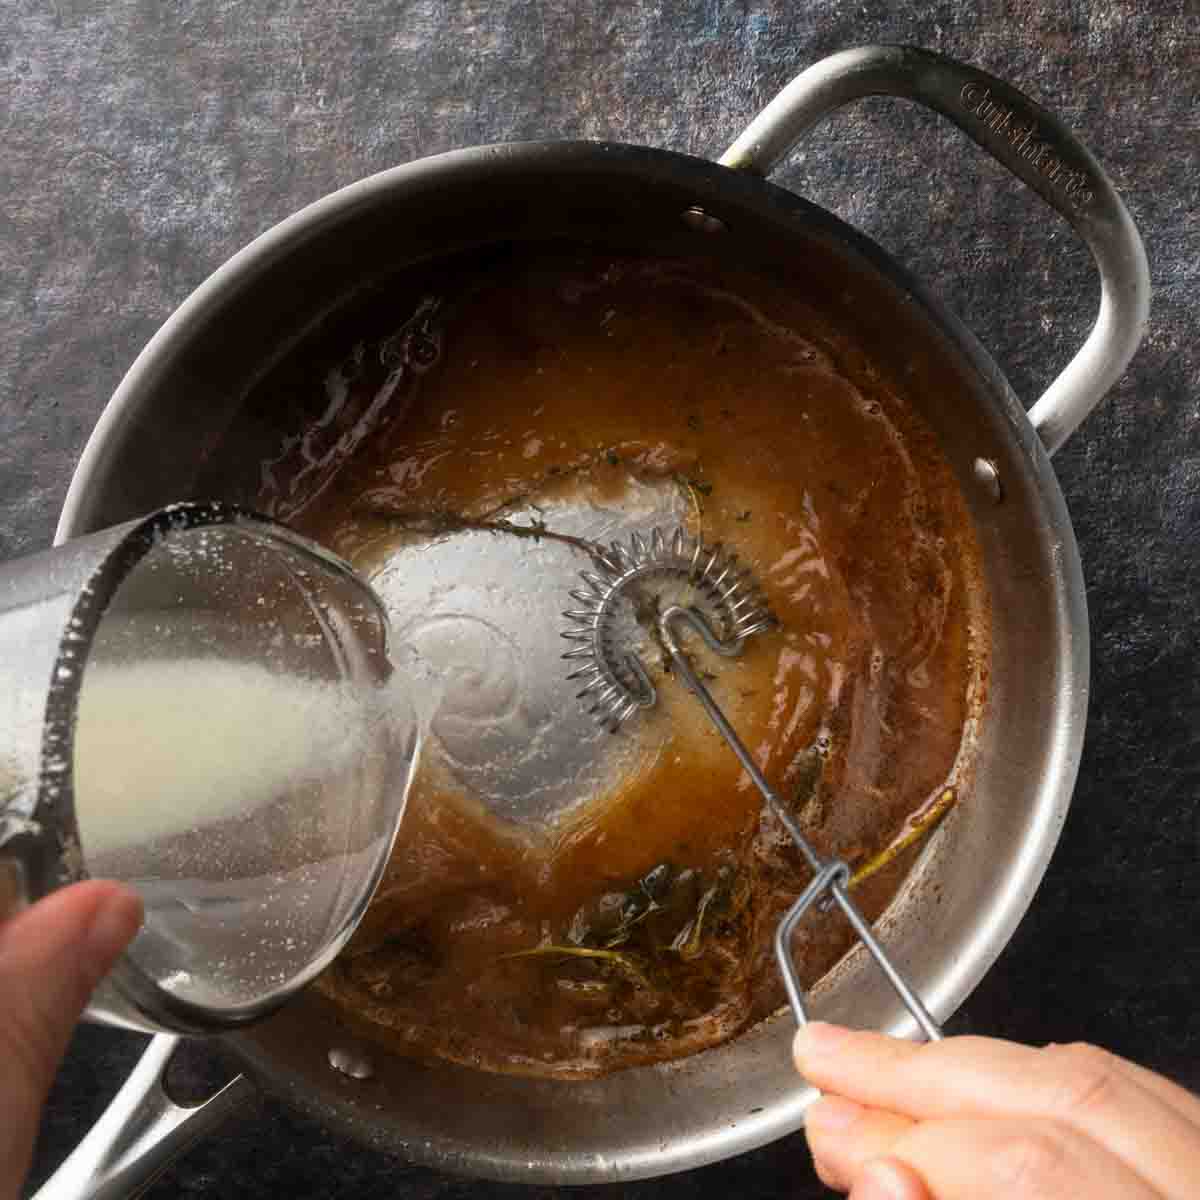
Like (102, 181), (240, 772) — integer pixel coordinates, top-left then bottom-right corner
(561, 525), (943, 1041)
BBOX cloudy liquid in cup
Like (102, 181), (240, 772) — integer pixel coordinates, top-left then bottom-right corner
(71, 654), (412, 1013)
(74, 657), (378, 859)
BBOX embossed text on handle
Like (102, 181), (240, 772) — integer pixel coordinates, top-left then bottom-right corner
(959, 81), (1095, 209)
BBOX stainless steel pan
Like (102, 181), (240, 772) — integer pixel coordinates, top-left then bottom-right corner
(39, 45), (1148, 1196)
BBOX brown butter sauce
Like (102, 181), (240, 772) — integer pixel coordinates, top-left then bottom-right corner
(262, 251), (986, 1078)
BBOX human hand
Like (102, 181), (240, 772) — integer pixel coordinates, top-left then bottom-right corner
(795, 1021), (1200, 1199)
(1, 881), (142, 1200)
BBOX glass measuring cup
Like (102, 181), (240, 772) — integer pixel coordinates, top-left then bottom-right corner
(0, 502), (421, 1034)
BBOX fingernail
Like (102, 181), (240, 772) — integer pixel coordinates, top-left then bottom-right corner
(84, 889), (143, 983)
(856, 1158), (918, 1200)
(806, 1095), (864, 1136)
(793, 1021), (849, 1070)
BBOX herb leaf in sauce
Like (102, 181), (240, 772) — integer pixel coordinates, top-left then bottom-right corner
(499, 944), (651, 989)
(848, 788), (957, 889)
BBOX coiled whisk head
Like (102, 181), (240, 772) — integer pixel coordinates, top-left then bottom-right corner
(560, 526), (776, 730)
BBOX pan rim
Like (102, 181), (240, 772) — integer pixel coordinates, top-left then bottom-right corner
(55, 138), (1087, 1183)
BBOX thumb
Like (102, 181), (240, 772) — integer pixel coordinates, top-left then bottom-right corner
(0, 881), (142, 1197)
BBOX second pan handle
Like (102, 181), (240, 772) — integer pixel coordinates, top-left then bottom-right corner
(32, 1035), (254, 1200)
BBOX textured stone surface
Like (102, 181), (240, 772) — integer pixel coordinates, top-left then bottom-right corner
(4, 1), (1198, 1196)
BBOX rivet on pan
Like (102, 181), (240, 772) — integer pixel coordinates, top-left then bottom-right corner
(681, 206), (728, 234)
(973, 457), (1003, 503)
(328, 1045), (375, 1080)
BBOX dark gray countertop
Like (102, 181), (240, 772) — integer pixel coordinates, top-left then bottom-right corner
(5, 2), (1198, 1196)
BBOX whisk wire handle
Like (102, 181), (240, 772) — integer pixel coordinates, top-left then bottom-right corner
(561, 529), (942, 1045)
(659, 606), (944, 1043)
(775, 875), (944, 1041)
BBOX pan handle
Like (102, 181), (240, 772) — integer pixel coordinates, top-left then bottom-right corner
(719, 44), (1150, 456)
(32, 1035), (254, 1200)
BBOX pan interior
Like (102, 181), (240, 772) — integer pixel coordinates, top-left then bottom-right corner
(58, 144), (1084, 1181)
(204, 244), (987, 1081)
